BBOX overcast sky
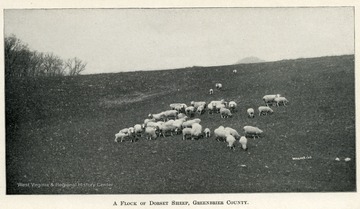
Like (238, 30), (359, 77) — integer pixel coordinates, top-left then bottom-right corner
(4, 8), (354, 74)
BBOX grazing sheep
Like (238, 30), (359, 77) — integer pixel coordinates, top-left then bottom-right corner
(226, 134), (236, 150)
(119, 128), (130, 134)
(185, 106), (196, 117)
(243, 126), (263, 139)
(215, 83), (223, 90)
(220, 107), (232, 118)
(133, 124), (144, 137)
(182, 118), (201, 128)
(228, 101), (237, 112)
(239, 136), (248, 151)
(216, 103), (226, 113)
(207, 103), (216, 114)
(146, 121), (161, 129)
(173, 118), (187, 134)
(258, 106), (274, 116)
(170, 103), (187, 113)
(144, 127), (158, 140)
(163, 110), (179, 120)
(263, 94), (281, 106)
(214, 126), (227, 141)
(196, 105), (205, 115)
(233, 69), (237, 73)
(209, 89), (214, 95)
(144, 118), (155, 125)
(225, 127), (240, 140)
(148, 112), (166, 121)
(204, 128), (211, 138)
(114, 132), (129, 142)
(159, 123), (176, 137)
(182, 128), (192, 140)
(247, 108), (255, 118)
(177, 113), (187, 119)
(274, 96), (289, 106)
(191, 123), (203, 140)
(191, 101), (207, 109)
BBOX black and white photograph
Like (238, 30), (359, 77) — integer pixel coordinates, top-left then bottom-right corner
(2, 1), (359, 208)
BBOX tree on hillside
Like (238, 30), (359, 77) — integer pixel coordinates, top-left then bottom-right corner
(43, 53), (65, 76)
(64, 57), (87, 76)
(5, 34), (32, 78)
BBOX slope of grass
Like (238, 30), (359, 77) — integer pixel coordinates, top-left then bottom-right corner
(6, 55), (355, 194)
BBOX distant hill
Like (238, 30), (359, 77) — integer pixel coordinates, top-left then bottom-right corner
(236, 56), (265, 64)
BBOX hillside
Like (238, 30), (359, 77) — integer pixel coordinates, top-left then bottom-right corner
(235, 56), (265, 64)
(6, 55), (355, 194)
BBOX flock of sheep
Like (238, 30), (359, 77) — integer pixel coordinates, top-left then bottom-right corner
(114, 73), (289, 151)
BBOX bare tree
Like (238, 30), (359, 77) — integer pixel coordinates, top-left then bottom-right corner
(64, 57), (87, 76)
(43, 53), (65, 76)
(5, 34), (31, 77)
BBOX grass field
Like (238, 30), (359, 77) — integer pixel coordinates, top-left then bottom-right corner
(6, 55), (355, 194)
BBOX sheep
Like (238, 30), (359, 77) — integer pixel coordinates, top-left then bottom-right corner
(119, 128), (130, 134)
(159, 123), (176, 137)
(239, 136), (248, 151)
(262, 94), (281, 106)
(182, 128), (192, 140)
(225, 127), (240, 140)
(274, 96), (289, 106)
(173, 118), (187, 134)
(182, 118), (201, 128)
(185, 106), (196, 117)
(214, 126), (227, 141)
(220, 107), (232, 118)
(215, 83), (222, 90)
(233, 69), (237, 73)
(144, 118), (155, 125)
(148, 112), (166, 121)
(243, 126), (263, 139)
(191, 101), (206, 109)
(209, 89), (214, 95)
(226, 134), (236, 150)
(114, 132), (129, 142)
(204, 128), (211, 138)
(247, 108), (255, 118)
(177, 113), (187, 119)
(163, 110), (179, 120)
(133, 124), (144, 137)
(146, 121), (161, 129)
(170, 103), (187, 113)
(216, 103), (226, 113)
(228, 101), (237, 113)
(258, 106), (274, 116)
(144, 127), (158, 140)
(191, 123), (203, 140)
(207, 103), (216, 114)
(196, 105), (205, 115)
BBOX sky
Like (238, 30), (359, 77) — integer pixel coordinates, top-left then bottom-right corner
(4, 8), (354, 74)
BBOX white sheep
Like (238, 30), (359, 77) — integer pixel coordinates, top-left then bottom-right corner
(182, 128), (192, 140)
(216, 103), (226, 113)
(182, 118), (201, 128)
(177, 113), (187, 119)
(133, 124), (144, 137)
(247, 108), (255, 118)
(159, 122), (176, 137)
(209, 89), (214, 95)
(226, 134), (236, 150)
(204, 128), (211, 138)
(144, 118), (155, 125)
(191, 123), (203, 140)
(243, 126), (263, 139)
(163, 110), (179, 120)
(215, 83), (223, 90)
(239, 136), (248, 151)
(114, 132), (129, 142)
(196, 105), (205, 115)
(170, 103), (187, 113)
(191, 101), (206, 108)
(185, 106), (195, 117)
(258, 106), (274, 116)
(262, 94), (281, 106)
(119, 128), (130, 134)
(207, 103), (216, 114)
(233, 69), (237, 73)
(173, 118), (187, 134)
(214, 126), (227, 141)
(274, 96), (289, 106)
(228, 101), (237, 113)
(148, 112), (166, 121)
(144, 127), (158, 140)
(220, 107), (232, 118)
(225, 127), (240, 140)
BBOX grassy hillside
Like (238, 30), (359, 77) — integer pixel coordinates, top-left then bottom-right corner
(6, 55), (355, 194)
